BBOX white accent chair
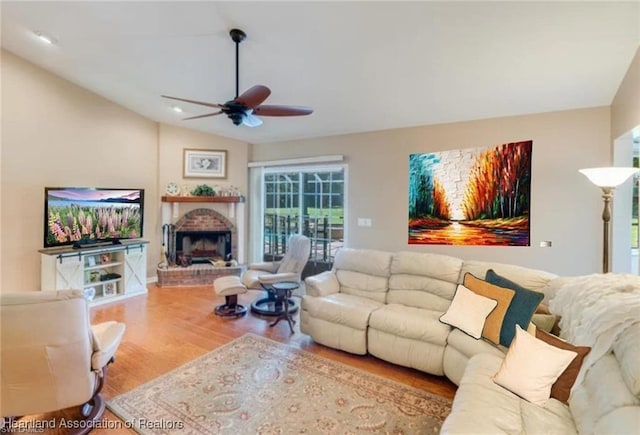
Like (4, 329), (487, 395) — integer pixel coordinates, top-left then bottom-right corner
(243, 234), (311, 316)
(1, 290), (125, 434)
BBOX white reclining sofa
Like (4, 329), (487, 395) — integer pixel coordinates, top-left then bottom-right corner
(300, 248), (640, 434)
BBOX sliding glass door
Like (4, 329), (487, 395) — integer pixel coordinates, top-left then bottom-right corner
(262, 166), (345, 276)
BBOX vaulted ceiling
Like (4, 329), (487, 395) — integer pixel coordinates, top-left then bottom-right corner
(2, 1), (638, 144)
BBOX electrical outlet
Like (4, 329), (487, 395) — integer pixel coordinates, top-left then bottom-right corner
(539, 241), (552, 248)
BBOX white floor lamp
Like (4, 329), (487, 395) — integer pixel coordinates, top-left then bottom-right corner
(579, 167), (639, 273)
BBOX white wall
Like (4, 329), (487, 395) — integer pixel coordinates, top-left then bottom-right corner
(252, 107), (611, 276)
(610, 47), (640, 273)
(612, 47), (640, 141)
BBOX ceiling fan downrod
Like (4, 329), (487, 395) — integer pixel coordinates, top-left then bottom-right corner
(229, 28), (246, 99)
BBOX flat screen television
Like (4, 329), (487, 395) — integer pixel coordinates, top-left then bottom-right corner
(44, 187), (144, 248)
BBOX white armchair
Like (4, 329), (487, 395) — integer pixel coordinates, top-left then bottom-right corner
(1, 290), (125, 433)
(243, 234), (311, 315)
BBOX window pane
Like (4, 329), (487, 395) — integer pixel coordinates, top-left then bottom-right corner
(263, 173), (299, 258)
(262, 167), (345, 274)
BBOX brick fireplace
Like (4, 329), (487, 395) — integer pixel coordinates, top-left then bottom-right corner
(172, 208), (238, 261)
(157, 208), (242, 287)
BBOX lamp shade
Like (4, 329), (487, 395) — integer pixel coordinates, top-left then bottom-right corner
(579, 167), (639, 188)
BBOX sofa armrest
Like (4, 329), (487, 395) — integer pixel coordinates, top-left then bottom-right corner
(248, 262), (281, 273)
(305, 271), (339, 297)
(258, 272), (298, 285)
(90, 321), (126, 370)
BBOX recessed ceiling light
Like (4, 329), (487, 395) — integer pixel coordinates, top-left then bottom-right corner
(33, 30), (57, 45)
(172, 106), (183, 113)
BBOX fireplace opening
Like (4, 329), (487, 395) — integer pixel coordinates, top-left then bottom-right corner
(175, 231), (231, 264)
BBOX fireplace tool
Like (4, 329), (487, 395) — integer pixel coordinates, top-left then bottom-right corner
(159, 225), (169, 269)
(162, 224), (176, 266)
(168, 224), (176, 265)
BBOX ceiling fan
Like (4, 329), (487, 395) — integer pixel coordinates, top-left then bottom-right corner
(162, 28), (313, 128)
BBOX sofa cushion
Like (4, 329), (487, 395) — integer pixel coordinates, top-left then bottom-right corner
(390, 251), (463, 280)
(333, 248), (392, 277)
(493, 325), (577, 406)
(388, 274), (456, 312)
(369, 303), (451, 345)
(486, 269), (544, 346)
(301, 293), (383, 330)
(305, 270), (340, 297)
(441, 353), (577, 435)
(446, 327), (507, 359)
(535, 329), (591, 404)
(463, 273), (515, 345)
(461, 260), (557, 297)
(439, 284), (497, 339)
(335, 270), (389, 303)
(388, 252), (462, 311)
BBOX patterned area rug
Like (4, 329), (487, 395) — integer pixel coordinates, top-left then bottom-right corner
(107, 334), (452, 434)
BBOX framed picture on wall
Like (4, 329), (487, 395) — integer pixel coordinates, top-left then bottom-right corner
(183, 149), (227, 179)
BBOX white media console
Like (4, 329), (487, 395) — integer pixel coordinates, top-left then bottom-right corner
(40, 240), (148, 306)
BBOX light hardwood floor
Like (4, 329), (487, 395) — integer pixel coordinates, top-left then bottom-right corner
(11, 284), (457, 434)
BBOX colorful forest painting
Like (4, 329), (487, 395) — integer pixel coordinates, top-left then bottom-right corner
(408, 140), (532, 246)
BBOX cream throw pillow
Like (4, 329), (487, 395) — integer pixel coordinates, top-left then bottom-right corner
(440, 284), (498, 339)
(493, 325), (577, 405)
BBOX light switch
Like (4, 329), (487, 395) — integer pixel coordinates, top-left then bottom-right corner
(358, 218), (372, 227)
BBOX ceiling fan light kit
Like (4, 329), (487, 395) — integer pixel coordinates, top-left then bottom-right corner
(162, 28), (312, 128)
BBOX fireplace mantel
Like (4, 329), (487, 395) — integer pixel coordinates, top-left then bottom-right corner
(162, 196), (244, 220)
(161, 196), (244, 203)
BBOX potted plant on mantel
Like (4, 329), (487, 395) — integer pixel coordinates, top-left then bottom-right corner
(191, 184), (216, 197)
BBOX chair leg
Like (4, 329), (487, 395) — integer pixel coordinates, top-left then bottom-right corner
(214, 294), (247, 317)
(70, 393), (105, 435)
(251, 296), (299, 316)
(69, 362), (111, 435)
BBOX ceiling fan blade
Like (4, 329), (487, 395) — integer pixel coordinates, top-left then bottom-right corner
(241, 111), (263, 128)
(182, 111), (223, 120)
(253, 105), (313, 117)
(235, 85), (271, 109)
(161, 95), (224, 109)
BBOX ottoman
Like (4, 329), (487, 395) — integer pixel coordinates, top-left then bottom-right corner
(213, 275), (248, 317)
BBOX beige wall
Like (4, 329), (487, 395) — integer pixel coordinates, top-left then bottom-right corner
(0, 50), (249, 292)
(252, 107), (611, 276)
(3, 43), (637, 288)
(158, 124), (249, 203)
(612, 47), (640, 140)
(1, 50), (159, 292)
(157, 123), (250, 261)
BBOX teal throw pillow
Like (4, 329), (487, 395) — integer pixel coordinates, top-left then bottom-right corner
(485, 269), (544, 347)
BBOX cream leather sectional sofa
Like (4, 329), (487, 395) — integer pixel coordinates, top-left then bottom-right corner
(300, 248), (640, 434)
